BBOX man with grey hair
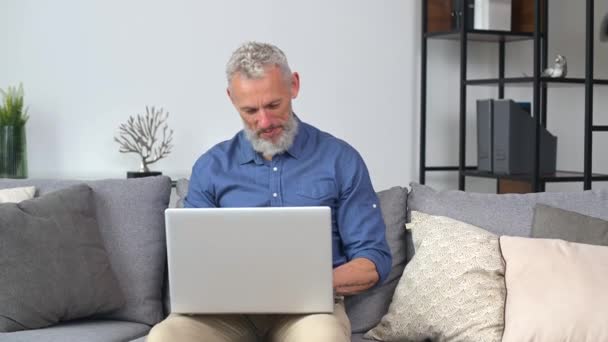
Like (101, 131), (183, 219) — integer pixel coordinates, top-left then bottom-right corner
(148, 41), (391, 342)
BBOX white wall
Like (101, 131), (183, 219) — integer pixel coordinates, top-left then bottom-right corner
(0, 0), (418, 192)
(1, 0), (607, 193)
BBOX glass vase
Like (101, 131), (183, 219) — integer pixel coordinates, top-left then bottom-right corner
(0, 125), (28, 178)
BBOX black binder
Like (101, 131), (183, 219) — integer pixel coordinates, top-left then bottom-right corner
(476, 99), (494, 172)
(492, 99), (557, 175)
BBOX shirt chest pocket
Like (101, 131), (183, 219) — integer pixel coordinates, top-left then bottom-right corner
(295, 180), (337, 206)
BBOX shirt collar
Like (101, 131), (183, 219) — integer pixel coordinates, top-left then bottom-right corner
(238, 132), (264, 165)
(285, 115), (306, 160)
(237, 114), (307, 164)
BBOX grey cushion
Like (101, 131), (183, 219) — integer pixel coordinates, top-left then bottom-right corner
(165, 179), (190, 315)
(129, 336), (147, 342)
(175, 178), (189, 208)
(0, 177), (172, 326)
(408, 182), (608, 239)
(0, 185), (124, 332)
(532, 204), (608, 246)
(0, 320), (150, 342)
(345, 186), (408, 333)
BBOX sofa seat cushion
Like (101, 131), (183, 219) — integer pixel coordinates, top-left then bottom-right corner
(0, 320), (150, 342)
(0, 177), (172, 326)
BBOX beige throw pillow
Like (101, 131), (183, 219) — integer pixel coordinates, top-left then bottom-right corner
(0, 186), (35, 203)
(501, 236), (608, 342)
(365, 211), (505, 342)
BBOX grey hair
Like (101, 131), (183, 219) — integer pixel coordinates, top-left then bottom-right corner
(226, 41), (292, 84)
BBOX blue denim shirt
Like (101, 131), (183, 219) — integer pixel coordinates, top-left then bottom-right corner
(185, 119), (392, 284)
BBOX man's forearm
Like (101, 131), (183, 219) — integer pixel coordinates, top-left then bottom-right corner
(333, 257), (380, 296)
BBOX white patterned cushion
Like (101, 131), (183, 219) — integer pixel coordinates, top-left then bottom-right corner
(365, 211), (505, 342)
(0, 186), (35, 203)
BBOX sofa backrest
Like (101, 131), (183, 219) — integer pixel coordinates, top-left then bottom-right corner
(408, 182), (608, 238)
(0, 177), (172, 326)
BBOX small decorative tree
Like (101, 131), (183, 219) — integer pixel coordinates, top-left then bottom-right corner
(114, 106), (173, 173)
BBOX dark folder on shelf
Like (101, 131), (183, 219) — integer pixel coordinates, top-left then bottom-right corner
(492, 99), (557, 175)
(477, 99), (494, 172)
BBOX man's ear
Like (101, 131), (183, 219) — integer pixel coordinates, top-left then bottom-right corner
(226, 87), (234, 103)
(291, 72), (300, 99)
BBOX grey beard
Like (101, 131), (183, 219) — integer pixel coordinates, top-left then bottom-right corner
(243, 114), (299, 158)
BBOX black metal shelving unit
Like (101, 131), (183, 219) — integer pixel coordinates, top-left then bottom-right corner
(420, 0), (607, 192)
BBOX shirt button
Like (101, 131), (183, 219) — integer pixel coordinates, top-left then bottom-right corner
(372, 204), (377, 208)
(273, 167), (278, 172)
(273, 193), (278, 198)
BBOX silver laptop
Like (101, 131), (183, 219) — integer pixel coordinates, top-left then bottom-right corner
(165, 206), (334, 314)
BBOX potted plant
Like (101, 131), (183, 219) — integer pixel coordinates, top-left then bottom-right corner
(0, 84), (29, 178)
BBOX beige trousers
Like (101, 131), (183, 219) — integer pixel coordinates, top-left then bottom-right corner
(147, 300), (350, 342)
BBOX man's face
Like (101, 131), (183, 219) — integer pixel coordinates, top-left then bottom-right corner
(227, 66), (300, 145)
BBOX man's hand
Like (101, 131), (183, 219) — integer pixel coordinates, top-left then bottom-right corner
(333, 258), (380, 296)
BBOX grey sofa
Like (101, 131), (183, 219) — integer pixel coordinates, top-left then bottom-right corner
(2, 176), (607, 342)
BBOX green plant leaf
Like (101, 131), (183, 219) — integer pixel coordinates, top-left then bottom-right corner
(0, 83), (28, 127)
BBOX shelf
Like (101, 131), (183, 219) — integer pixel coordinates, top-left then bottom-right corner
(425, 166), (477, 172)
(594, 126), (608, 132)
(420, 0), (600, 192)
(425, 30), (535, 42)
(465, 77), (608, 86)
(462, 169), (608, 183)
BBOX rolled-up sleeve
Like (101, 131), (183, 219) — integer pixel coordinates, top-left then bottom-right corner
(184, 155), (217, 208)
(336, 150), (392, 285)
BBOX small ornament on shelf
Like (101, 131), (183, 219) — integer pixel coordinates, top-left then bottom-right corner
(541, 55), (567, 78)
(114, 106), (174, 178)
